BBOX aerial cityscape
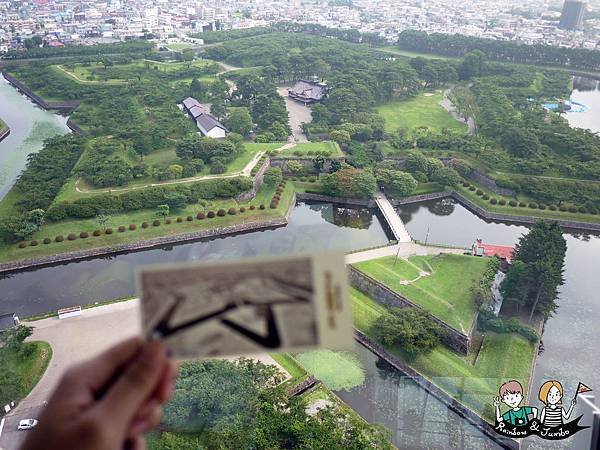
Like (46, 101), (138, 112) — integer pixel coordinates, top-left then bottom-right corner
(0, 0), (599, 449)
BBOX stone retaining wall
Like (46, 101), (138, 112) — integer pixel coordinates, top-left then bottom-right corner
(348, 266), (471, 354)
(0, 207), (295, 274)
(467, 170), (515, 197)
(296, 192), (375, 208)
(0, 126), (9, 143)
(66, 118), (84, 135)
(354, 331), (518, 450)
(270, 157), (344, 175)
(286, 375), (319, 397)
(2, 72), (80, 112)
(236, 158), (269, 202)
(392, 191), (453, 205)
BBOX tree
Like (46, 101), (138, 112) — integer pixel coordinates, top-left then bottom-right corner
(404, 151), (429, 175)
(164, 192), (188, 210)
(263, 168), (282, 186)
(0, 214), (39, 243)
(371, 308), (441, 356)
(156, 204), (170, 220)
(458, 50), (487, 80)
(226, 108), (253, 136)
(376, 169), (418, 197)
(0, 325), (33, 351)
(313, 155), (325, 172)
(322, 168), (376, 199)
(431, 166), (461, 188)
(502, 127), (541, 158)
(95, 214), (111, 231)
(329, 129), (351, 146)
(285, 160), (304, 176)
(501, 221), (566, 321)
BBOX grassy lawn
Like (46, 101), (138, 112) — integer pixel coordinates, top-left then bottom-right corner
(295, 349), (365, 391)
(351, 289), (536, 422)
(377, 91), (467, 134)
(165, 43), (194, 51)
(270, 353), (308, 382)
(1, 341), (52, 405)
(0, 182), (295, 263)
(276, 141), (343, 158)
(353, 254), (488, 332)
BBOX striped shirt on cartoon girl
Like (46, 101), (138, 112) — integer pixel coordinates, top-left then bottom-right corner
(538, 380), (576, 427)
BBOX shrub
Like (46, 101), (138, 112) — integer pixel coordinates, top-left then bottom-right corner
(55, 235), (64, 242)
(469, 185), (476, 191)
(186, 216), (193, 221)
(129, 224), (137, 230)
(568, 206), (578, 213)
(80, 232), (89, 239)
(559, 205), (568, 212)
(197, 212), (205, 220)
(462, 181), (470, 187)
(259, 204), (266, 210)
(68, 233), (77, 241)
(309, 176), (317, 183)
(250, 205), (256, 210)
(482, 194), (490, 200)
(239, 207), (246, 213)
(165, 218), (172, 224)
(18, 241), (27, 248)
(489, 198), (497, 205)
(538, 204), (546, 210)
(270, 202), (278, 209)
(93, 229), (102, 236)
(228, 208), (237, 215)
(549, 205), (557, 211)
(509, 200), (518, 207)
(519, 202), (527, 207)
(119, 226), (126, 232)
(153, 220), (161, 226)
(30, 240), (39, 246)
(528, 203), (538, 209)
(498, 199), (506, 206)
(105, 228), (113, 234)
(217, 209), (226, 217)
(176, 217), (183, 223)
(43, 238), (51, 244)
(207, 211), (215, 218)
(476, 189), (483, 195)
(578, 206), (587, 213)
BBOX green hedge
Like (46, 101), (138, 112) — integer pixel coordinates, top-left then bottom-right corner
(46, 177), (253, 220)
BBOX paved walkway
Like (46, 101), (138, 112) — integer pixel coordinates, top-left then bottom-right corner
(0, 300), (288, 450)
(374, 192), (412, 243)
(345, 242), (465, 265)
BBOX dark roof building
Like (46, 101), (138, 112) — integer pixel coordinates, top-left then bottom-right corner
(182, 97), (202, 110)
(288, 80), (328, 104)
(188, 104), (209, 119)
(196, 114), (229, 138)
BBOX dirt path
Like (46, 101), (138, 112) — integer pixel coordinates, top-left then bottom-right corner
(440, 89), (476, 135)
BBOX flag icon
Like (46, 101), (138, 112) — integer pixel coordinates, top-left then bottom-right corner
(576, 382), (593, 396)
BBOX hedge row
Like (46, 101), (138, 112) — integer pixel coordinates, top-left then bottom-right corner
(46, 177), (253, 221)
(250, 156), (268, 177)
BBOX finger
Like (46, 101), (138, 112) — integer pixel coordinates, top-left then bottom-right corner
(153, 360), (179, 404)
(128, 404), (163, 437)
(79, 337), (144, 393)
(124, 436), (147, 450)
(96, 341), (167, 431)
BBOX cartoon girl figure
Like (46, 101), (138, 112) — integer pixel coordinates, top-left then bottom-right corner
(538, 380), (576, 427)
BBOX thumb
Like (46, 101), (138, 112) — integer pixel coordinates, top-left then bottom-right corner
(96, 342), (167, 433)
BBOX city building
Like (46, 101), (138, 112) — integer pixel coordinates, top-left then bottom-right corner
(560, 0), (586, 30)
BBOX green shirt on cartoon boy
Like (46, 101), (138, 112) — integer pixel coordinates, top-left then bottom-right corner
(494, 380), (538, 427)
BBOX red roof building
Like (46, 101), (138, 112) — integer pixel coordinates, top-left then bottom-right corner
(472, 239), (515, 263)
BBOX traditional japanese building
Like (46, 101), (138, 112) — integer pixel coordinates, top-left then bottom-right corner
(288, 80), (328, 104)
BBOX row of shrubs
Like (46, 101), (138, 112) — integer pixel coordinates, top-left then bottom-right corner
(478, 307), (539, 343)
(462, 181), (599, 215)
(250, 156), (268, 177)
(288, 176), (318, 183)
(17, 202), (287, 249)
(268, 180), (287, 209)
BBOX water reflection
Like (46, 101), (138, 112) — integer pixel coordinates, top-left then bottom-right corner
(336, 344), (502, 450)
(0, 202), (391, 317)
(566, 77), (600, 133)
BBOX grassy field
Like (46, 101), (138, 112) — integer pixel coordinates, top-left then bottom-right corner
(1, 341), (52, 405)
(377, 91), (468, 134)
(353, 254), (488, 332)
(351, 289), (536, 422)
(276, 141), (343, 158)
(0, 182), (295, 263)
(295, 349), (365, 391)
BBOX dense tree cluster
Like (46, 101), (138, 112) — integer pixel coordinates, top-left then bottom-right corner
(397, 30), (600, 71)
(501, 221), (567, 321)
(150, 358), (392, 449)
(322, 168), (377, 199)
(1, 41), (154, 60)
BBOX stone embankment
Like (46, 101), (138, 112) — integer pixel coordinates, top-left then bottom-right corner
(2, 72), (80, 112)
(348, 266), (471, 354)
(0, 194), (296, 274)
(354, 331), (518, 450)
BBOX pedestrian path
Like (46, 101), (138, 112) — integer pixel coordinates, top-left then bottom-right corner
(374, 192), (412, 243)
(345, 242), (465, 265)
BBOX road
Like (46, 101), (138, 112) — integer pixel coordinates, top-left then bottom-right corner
(0, 300), (287, 450)
(276, 86), (311, 143)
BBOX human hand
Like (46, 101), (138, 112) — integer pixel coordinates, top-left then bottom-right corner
(493, 396), (500, 407)
(20, 338), (178, 450)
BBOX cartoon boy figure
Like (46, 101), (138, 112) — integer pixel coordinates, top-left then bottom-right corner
(494, 380), (538, 427)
